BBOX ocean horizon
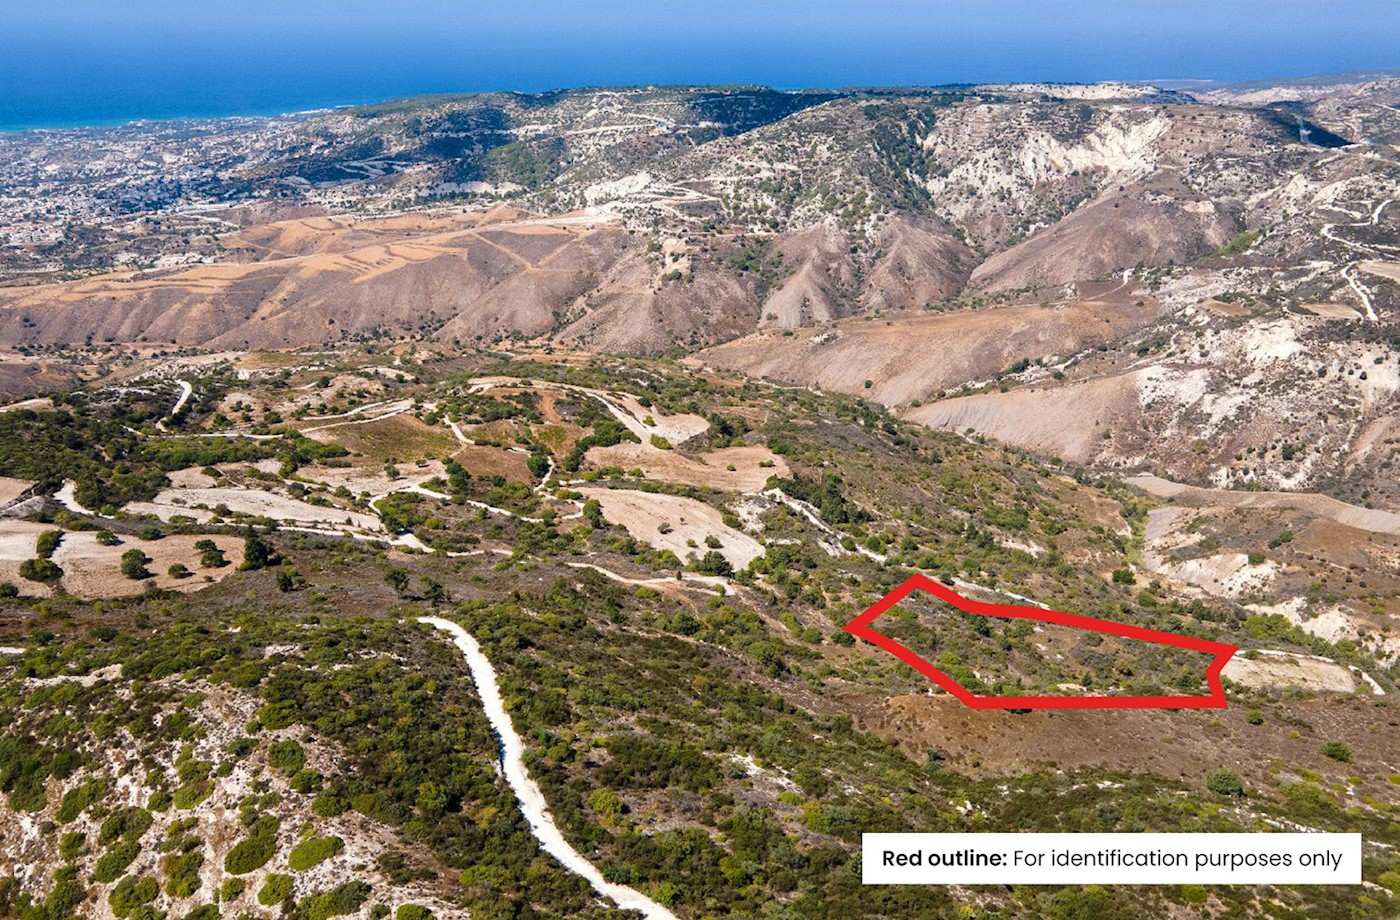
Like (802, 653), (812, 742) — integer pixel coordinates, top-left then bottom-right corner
(3, 1), (1397, 134)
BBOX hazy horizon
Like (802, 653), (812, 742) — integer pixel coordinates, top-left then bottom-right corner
(2, 0), (1398, 131)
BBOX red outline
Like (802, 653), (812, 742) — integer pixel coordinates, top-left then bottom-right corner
(842, 574), (1236, 710)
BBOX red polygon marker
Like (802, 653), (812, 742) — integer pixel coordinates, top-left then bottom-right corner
(842, 574), (1237, 710)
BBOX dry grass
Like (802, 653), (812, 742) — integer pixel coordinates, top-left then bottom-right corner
(309, 415), (460, 463)
(586, 443), (787, 493)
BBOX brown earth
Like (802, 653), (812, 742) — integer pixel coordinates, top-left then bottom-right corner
(453, 445), (534, 483)
(50, 531), (246, 598)
(585, 442), (787, 492)
(698, 296), (1165, 406)
(849, 694), (1400, 798)
(303, 414), (461, 463)
(906, 375), (1137, 463)
(862, 216), (977, 312)
(759, 224), (858, 328)
(968, 178), (1237, 293)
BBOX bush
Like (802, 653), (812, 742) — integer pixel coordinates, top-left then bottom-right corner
(108, 875), (160, 918)
(96, 529), (121, 546)
(168, 563), (192, 579)
(259, 873), (293, 906)
(19, 557), (62, 583)
(241, 528), (276, 570)
(120, 548), (152, 580)
(303, 880), (370, 920)
(93, 841), (141, 883)
(289, 835), (344, 870)
(1247, 551), (1266, 566)
(35, 530), (61, 559)
(268, 740), (306, 776)
(397, 907), (435, 920)
(163, 847), (204, 897)
(1322, 741), (1352, 762)
(1205, 769), (1244, 797)
(225, 832), (278, 874)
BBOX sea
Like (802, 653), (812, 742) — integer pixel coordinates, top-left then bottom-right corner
(1, 13), (1395, 134)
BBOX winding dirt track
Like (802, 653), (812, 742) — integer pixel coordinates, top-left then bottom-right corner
(418, 616), (678, 920)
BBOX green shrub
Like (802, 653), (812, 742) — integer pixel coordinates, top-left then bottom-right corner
(120, 548), (152, 580)
(59, 831), (85, 862)
(163, 847), (205, 898)
(225, 833), (278, 874)
(1322, 741), (1352, 762)
(35, 530), (62, 559)
(311, 792), (348, 818)
(93, 840), (141, 883)
(98, 807), (153, 845)
(289, 835), (344, 871)
(397, 907), (435, 920)
(173, 780), (213, 809)
(268, 740), (306, 776)
(259, 874), (293, 906)
(19, 557), (63, 583)
(303, 880), (371, 920)
(55, 778), (106, 823)
(109, 875), (159, 918)
(693, 551), (733, 577)
(1205, 769), (1243, 797)
(290, 769), (323, 794)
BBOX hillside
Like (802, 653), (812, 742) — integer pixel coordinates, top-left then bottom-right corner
(0, 74), (1399, 919)
(0, 354), (1395, 919)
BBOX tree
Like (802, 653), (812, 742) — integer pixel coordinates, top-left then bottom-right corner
(168, 563), (192, 579)
(384, 568), (411, 598)
(120, 549), (152, 580)
(1205, 769), (1244, 797)
(241, 527), (275, 571)
(421, 578), (448, 606)
(694, 551), (733, 577)
(195, 538), (228, 568)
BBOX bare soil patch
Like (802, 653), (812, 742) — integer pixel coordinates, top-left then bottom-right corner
(576, 487), (763, 569)
(51, 532), (246, 598)
(1223, 653), (1356, 693)
(0, 477), (35, 507)
(585, 443), (787, 492)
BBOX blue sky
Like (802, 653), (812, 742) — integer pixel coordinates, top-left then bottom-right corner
(2, 1), (1397, 129)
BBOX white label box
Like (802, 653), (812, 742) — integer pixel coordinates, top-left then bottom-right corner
(863, 833), (1361, 885)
